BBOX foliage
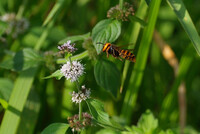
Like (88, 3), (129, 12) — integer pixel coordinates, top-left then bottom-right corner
(0, 0), (200, 133)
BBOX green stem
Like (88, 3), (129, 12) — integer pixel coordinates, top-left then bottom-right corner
(68, 56), (82, 122)
(119, 0), (123, 9)
(121, 0), (162, 124)
(34, 20), (54, 51)
(79, 102), (82, 120)
(68, 56), (80, 91)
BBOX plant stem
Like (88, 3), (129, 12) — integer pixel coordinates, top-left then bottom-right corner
(68, 56), (82, 122)
(121, 0), (162, 124)
(119, 0), (123, 9)
(79, 102), (82, 120)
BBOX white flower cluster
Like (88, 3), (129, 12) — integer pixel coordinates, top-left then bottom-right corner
(71, 85), (91, 103)
(60, 61), (84, 82)
(58, 40), (77, 53)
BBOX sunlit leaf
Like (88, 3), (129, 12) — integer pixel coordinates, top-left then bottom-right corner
(0, 67), (37, 134)
(137, 110), (158, 133)
(41, 123), (69, 134)
(44, 70), (63, 80)
(17, 90), (40, 134)
(92, 19), (121, 54)
(123, 110), (158, 134)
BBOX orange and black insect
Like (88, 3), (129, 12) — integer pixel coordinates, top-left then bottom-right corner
(98, 42), (136, 62)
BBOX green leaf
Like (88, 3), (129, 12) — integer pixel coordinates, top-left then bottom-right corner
(41, 123), (69, 134)
(17, 89), (41, 134)
(0, 78), (13, 101)
(86, 99), (124, 131)
(121, 0), (162, 124)
(167, 0), (200, 56)
(0, 48), (42, 71)
(123, 125), (143, 134)
(0, 20), (8, 36)
(137, 110), (158, 133)
(44, 70), (63, 80)
(145, 0), (151, 5)
(0, 78), (13, 109)
(59, 32), (90, 44)
(123, 110), (158, 134)
(92, 19), (121, 54)
(159, 129), (175, 134)
(96, 129), (122, 134)
(94, 59), (120, 97)
(0, 67), (37, 134)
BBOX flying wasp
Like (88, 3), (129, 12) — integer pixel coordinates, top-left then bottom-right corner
(97, 42), (136, 62)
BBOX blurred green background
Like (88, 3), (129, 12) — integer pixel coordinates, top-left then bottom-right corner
(0, 0), (200, 133)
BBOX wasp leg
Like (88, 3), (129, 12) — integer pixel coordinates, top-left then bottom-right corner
(106, 51), (109, 58)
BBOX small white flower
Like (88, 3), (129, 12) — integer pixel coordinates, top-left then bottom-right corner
(58, 40), (77, 53)
(71, 85), (91, 104)
(60, 61), (84, 82)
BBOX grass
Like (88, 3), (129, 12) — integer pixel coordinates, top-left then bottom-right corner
(0, 0), (200, 133)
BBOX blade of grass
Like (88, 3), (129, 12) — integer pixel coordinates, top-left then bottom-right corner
(121, 0), (162, 124)
(16, 0), (28, 20)
(167, 0), (200, 56)
(42, 0), (65, 26)
(120, 0), (148, 93)
(159, 45), (195, 124)
(0, 67), (37, 134)
(17, 89), (40, 134)
(34, 20), (54, 51)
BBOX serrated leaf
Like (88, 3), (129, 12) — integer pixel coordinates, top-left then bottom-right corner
(86, 99), (124, 131)
(41, 123), (69, 134)
(123, 110), (158, 134)
(44, 70), (64, 80)
(0, 48), (42, 71)
(59, 32), (90, 44)
(159, 129), (175, 134)
(94, 59), (120, 97)
(92, 19), (121, 54)
(137, 110), (158, 133)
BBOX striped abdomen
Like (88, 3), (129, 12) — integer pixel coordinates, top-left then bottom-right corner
(119, 49), (136, 62)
